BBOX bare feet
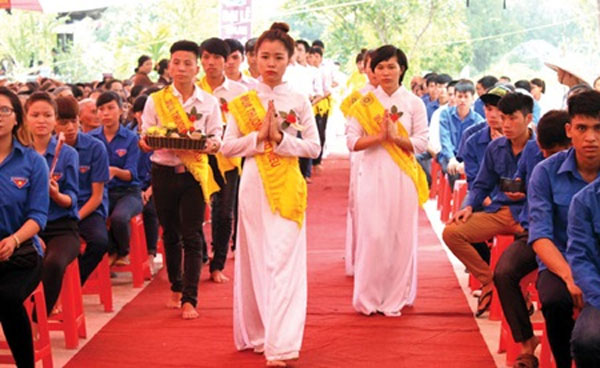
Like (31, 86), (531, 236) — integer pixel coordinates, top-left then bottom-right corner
(266, 360), (287, 367)
(108, 253), (118, 266)
(181, 302), (199, 319)
(521, 335), (540, 355)
(253, 345), (264, 354)
(210, 270), (230, 283)
(166, 292), (182, 309)
(114, 255), (130, 266)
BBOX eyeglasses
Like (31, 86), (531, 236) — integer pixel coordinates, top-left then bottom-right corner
(0, 106), (14, 116)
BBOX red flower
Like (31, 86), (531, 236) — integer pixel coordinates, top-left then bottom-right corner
(221, 103), (229, 113)
(189, 115), (197, 122)
(390, 113), (400, 122)
(286, 114), (297, 124)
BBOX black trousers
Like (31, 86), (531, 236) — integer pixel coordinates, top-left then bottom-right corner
(152, 163), (206, 307)
(537, 269), (575, 368)
(313, 113), (328, 166)
(78, 213), (109, 284)
(39, 217), (80, 315)
(493, 232), (538, 342)
(571, 304), (600, 367)
(209, 168), (239, 273)
(142, 195), (159, 256)
(0, 244), (42, 368)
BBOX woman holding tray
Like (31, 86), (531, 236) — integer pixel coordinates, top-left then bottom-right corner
(221, 22), (320, 367)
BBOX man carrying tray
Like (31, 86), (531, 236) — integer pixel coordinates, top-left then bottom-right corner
(140, 40), (222, 320)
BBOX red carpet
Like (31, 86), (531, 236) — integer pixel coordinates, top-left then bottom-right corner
(66, 158), (495, 368)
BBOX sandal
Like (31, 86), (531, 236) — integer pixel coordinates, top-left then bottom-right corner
(514, 353), (539, 368)
(475, 288), (493, 317)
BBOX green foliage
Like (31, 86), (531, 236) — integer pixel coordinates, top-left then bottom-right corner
(282, 0), (472, 78)
(0, 10), (67, 76)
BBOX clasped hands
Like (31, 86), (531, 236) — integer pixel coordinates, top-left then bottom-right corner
(257, 100), (283, 144)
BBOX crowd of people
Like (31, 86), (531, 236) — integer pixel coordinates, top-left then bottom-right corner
(1, 19), (600, 368)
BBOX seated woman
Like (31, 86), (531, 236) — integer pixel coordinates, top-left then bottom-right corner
(54, 95), (110, 284)
(25, 92), (80, 315)
(89, 91), (142, 266)
(346, 45), (429, 316)
(0, 87), (49, 367)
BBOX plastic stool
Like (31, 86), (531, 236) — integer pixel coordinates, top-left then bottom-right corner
(48, 258), (87, 349)
(81, 239), (113, 313)
(451, 179), (468, 217)
(440, 175), (452, 222)
(0, 283), (53, 367)
(430, 159), (441, 199)
(489, 235), (515, 321)
(497, 270), (538, 366)
(111, 214), (152, 288)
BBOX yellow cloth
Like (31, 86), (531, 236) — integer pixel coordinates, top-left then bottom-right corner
(197, 76), (243, 180)
(348, 92), (429, 206)
(340, 90), (363, 117)
(229, 90), (307, 227)
(312, 95), (331, 116)
(151, 86), (219, 202)
(346, 70), (367, 93)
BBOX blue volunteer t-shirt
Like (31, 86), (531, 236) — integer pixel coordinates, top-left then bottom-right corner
(73, 132), (110, 218)
(90, 125), (141, 190)
(43, 135), (79, 221)
(0, 139), (49, 256)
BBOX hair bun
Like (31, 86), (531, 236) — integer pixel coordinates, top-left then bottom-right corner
(360, 48), (367, 53)
(270, 22), (290, 33)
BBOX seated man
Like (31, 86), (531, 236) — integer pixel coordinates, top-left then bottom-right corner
(493, 110), (571, 367)
(417, 74), (453, 186)
(567, 178), (600, 368)
(474, 75), (498, 117)
(438, 79), (484, 189)
(527, 90), (600, 368)
(443, 92), (535, 317)
(459, 84), (512, 189)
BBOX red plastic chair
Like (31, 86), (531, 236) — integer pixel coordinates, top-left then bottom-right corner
(451, 179), (468, 217)
(440, 175), (453, 222)
(81, 239), (113, 313)
(489, 235), (515, 321)
(48, 258), (87, 349)
(497, 270), (538, 365)
(430, 159), (441, 199)
(111, 214), (152, 288)
(0, 283), (53, 367)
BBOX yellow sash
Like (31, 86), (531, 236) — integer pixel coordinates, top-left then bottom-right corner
(340, 90), (363, 117)
(151, 86), (219, 202)
(197, 77), (243, 180)
(348, 92), (429, 206)
(228, 91), (307, 227)
(312, 95), (331, 116)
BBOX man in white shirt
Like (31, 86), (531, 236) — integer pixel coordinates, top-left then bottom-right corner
(224, 38), (258, 90)
(140, 40), (222, 320)
(198, 37), (247, 284)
